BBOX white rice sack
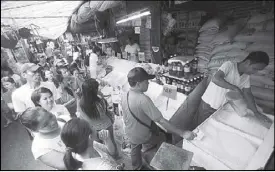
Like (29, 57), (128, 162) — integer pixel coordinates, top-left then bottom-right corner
(196, 49), (212, 55)
(245, 43), (274, 57)
(251, 85), (274, 101)
(250, 74), (274, 89)
(198, 35), (216, 42)
(247, 12), (274, 24)
(199, 16), (227, 32)
(199, 29), (219, 36)
(195, 44), (213, 50)
(198, 58), (209, 68)
(234, 30), (274, 43)
(195, 52), (211, 61)
(210, 21), (246, 45)
(207, 56), (246, 68)
(255, 98), (274, 111)
(211, 49), (249, 60)
(246, 19), (274, 32)
(211, 42), (248, 55)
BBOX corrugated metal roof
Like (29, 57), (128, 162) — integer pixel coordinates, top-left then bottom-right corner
(1, 1), (83, 39)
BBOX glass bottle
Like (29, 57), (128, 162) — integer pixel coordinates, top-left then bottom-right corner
(172, 62), (177, 76)
(184, 61), (191, 78)
(192, 57), (198, 74)
(177, 80), (181, 92)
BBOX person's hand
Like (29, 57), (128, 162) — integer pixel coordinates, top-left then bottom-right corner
(231, 86), (244, 97)
(181, 131), (197, 140)
(98, 129), (111, 142)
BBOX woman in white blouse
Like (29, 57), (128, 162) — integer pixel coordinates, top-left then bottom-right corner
(31, 87), (72, 122)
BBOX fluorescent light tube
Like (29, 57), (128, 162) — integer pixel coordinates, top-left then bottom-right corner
(116, 11), (151, 24)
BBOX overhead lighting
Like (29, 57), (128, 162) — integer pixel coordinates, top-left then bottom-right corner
(116, 11), (151, 24)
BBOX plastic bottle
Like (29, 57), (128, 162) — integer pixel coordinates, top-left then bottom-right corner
(89, 52), (98, 79)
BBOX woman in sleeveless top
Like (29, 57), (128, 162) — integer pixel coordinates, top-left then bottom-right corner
(76, 78), (118, 157)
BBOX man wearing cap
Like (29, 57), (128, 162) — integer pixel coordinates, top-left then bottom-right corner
(12, 63), (61, 113)
(121, 67), (196, 170)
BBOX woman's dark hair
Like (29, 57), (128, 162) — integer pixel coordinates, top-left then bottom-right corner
(79, 78), (104, 119)
(31, 87), (53, 107)
(242, 51), (269, 65)
(19, 107), (50, 131)
(1, 76), (16, 85)
(61, 118), (93, 170)
(1, 66), (14, 77)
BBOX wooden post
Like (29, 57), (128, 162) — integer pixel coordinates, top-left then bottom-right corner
(150, 1), (162, 65)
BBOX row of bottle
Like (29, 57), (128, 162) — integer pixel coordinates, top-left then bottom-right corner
(168, 57), (198, 78)
(164, 74), (204, 95)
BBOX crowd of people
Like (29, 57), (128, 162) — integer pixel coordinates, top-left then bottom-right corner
(1, 36), (273, 170)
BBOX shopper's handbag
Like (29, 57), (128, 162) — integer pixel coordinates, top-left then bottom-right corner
(126, 91), (160, 136)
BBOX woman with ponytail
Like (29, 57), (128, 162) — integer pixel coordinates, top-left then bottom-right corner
(61, 118), (123, 170)
(76, 78), (118, 157)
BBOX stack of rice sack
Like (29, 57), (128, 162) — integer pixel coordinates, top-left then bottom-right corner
(234, 12), (274, 113)
(204, 17), (249, 73)
(195, 16), (228, 72)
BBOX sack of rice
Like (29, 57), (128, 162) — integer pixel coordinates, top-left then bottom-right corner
(251, 85), (274, 101)
(211, 49), (249, 60)
(199, 16), (227, 32)
(198, 35), (216, 42)
(255, 98), (274, 109)
(247, 12), (274, 24)
(195, 52), (211, 61)
(210, 20), (246, 46)
(195, 44), (213, 50)
(245, 43), (274, 57)
(246, 19), (274, 31)
(211, 42), (248, 55)
(250, 74), (274, 89)
(207, 56), (246, 68)
(234, 29), (274, 43)
(199, 29), (219, 36)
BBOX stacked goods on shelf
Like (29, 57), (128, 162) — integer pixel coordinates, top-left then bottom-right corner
(195, 16), (228, 72)
(169, 11), (205, 56)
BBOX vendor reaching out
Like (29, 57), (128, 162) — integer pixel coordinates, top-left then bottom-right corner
(121, 67), (196, 170)
(196, 51), (272, 127)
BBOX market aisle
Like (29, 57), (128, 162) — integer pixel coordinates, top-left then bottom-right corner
(1, 115), (53, 170)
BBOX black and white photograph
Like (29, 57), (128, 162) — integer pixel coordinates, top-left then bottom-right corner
(1, 0), (274, 170)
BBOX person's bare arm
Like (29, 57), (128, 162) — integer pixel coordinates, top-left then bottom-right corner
(243, 87), (259, 114)
(156, 117), (196, 140)
(243, 88), (272, 123)
(38, 150), (66, 170)
(212, 70), (242, 94)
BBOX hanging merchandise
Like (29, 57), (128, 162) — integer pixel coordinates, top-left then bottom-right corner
(162, 12), (176, 36)
(1, 30), (19, 49)
(18, 27), (31, 39)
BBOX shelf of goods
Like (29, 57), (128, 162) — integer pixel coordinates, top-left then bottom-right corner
(99, 57), (187, 121)
(182, 103), (274, 170)
(162, 55), (203, 95)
